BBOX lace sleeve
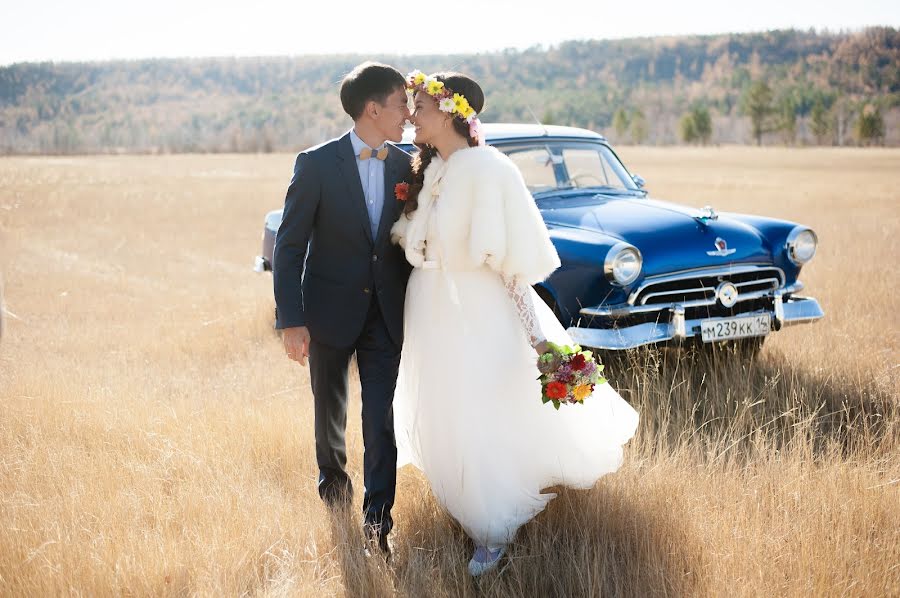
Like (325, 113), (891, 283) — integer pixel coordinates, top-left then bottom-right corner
(501, 274), (545, 348)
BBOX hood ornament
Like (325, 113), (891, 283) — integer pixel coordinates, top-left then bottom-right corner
(695, 205), (718, 222)
(707, 237), (736, 257)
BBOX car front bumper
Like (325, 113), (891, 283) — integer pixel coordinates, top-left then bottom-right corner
(566, 293), (824, 351)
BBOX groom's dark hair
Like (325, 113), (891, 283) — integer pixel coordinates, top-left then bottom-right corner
(340, 62), (407, 120)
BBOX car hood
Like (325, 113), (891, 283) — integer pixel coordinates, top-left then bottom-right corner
(539, 194), (771, 276)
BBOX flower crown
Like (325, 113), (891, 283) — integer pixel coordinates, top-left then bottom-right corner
(406, 70), (485, 145)
(406, 70), (478, 124)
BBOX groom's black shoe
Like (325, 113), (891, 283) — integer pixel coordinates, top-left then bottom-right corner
(318, 471), (353, 507)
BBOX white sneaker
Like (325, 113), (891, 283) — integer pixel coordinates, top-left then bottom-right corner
(467, 545), (506, 576)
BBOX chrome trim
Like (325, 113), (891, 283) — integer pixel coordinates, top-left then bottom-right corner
(672, 305), (686, 340)
(627, 265), (786, 305)
(785, 227), (818, 265)
(779, 296), (825, 325)
(706, 237), (736, 257)
(632, 262), (781, 283)
(582, 280), (806, 319)
(734, 277), (781, 291)
(603, 242), (643, 286)
(582, 286), (782, 318)
(716, 281), (739, 308)
(637, 277), (780, 306)
(566, 296), (824, 350)
(641, 285), (717, 304)
(774, 291), (785, 329)
(253, 256), (270, 273)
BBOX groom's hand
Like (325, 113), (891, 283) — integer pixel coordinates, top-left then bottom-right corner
(283, 326), (311, 366)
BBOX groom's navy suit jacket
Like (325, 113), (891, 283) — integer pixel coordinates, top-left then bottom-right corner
(273, 132), (413, 349)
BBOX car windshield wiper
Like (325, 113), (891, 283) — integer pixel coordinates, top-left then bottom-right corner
(590, 186), (640, 195)
(531, 186), (572, 196)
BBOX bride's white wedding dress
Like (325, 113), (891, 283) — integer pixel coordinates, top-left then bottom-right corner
(391, 146), (639, 548)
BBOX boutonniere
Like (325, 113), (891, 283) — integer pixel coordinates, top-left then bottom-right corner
(394, 182), (410, 201)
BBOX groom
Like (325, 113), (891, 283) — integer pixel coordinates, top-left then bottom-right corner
(273, 62), (412, 555)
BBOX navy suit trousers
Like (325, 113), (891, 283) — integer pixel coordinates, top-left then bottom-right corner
(308, 298), (400, 537)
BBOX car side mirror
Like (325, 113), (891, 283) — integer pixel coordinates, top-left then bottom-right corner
(631, 174), (646, 189)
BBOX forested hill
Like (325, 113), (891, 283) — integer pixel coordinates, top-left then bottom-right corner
(1, 27), (897, 154)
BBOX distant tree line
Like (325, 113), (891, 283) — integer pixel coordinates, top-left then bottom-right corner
(0, 27), (896, 154)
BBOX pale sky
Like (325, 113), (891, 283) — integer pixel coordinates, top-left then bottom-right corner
(1, 0), (898, 65)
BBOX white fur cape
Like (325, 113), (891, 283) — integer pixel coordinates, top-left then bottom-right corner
(391, 146), (560, 284)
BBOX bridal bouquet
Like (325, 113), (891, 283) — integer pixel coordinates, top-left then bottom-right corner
(537, 343), (606, 409)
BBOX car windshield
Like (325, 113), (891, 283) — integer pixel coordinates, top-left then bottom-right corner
(498, 141), (639, 195)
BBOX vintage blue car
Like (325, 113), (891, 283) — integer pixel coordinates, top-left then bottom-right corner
(255, 124), (823, 352)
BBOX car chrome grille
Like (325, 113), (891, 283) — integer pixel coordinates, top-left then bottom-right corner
(630, 266), (785, 307)
(587, 297), (776, 329)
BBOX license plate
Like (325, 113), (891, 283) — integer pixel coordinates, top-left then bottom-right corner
(700, 314), (771, 343)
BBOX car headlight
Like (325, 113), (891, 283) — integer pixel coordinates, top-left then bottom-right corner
(604, 242), (643, 286)
(785, 227), (817, 265)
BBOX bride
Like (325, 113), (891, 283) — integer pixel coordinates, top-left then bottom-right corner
(391, 71), (639, 576)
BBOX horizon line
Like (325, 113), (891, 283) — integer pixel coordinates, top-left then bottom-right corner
(1, 24), (893, 68)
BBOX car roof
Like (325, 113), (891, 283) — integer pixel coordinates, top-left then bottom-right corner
(400, 123), (606, 145)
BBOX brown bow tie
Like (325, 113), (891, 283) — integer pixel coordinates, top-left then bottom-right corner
(359, 147), (389, 161)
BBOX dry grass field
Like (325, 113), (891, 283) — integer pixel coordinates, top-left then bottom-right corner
(0, 146), (898, 597)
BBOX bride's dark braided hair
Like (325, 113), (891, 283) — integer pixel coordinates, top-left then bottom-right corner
(403, 73), (485, 216)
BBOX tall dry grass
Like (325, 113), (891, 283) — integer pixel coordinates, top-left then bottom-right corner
(0, 147), (897, 597)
